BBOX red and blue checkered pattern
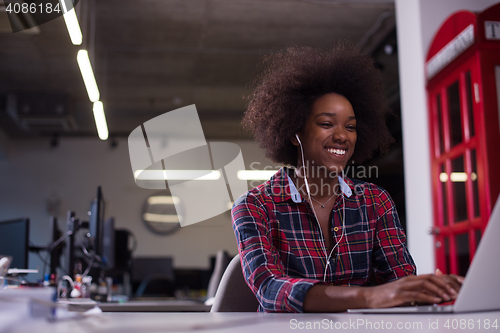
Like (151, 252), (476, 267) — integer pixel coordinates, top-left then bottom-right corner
(232, 167), (416, 313)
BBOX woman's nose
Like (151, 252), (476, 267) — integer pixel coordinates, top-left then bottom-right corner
(333, 127), (347, 142)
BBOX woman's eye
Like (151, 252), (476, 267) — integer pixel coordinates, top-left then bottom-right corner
(347, 125), (356, 131)
(320, 123), (332, 127)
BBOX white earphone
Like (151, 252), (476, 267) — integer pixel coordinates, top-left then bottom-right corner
(295, 134), (311, 195)
(295, 133), (347, 282)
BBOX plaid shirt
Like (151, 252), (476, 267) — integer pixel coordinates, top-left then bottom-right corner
(232, 167), (416, 313)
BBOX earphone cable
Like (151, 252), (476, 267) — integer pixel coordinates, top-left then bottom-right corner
(295, 135), (346, 283)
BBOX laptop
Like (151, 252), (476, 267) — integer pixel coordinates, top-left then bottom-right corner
(348, 195), (500, 314)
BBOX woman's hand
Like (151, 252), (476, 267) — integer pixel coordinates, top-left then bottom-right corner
(435, 268), (464, 294)
(304, 272), (465, 312)
(362, 273), (462, 309)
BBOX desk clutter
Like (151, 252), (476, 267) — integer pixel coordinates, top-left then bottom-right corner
(0, 186), (230, 318)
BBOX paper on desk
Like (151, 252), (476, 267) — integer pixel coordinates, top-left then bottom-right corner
(0, 287), (55, 332)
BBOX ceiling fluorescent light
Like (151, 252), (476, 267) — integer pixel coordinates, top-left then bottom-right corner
(450, 172), (468, 182)
(134, 170), (221, 181)
(143, 213), (181, 223)
(77, 50), (100, 102)
(439, 172), (476, 182)
(60, 0), (82, 45)
(93, 101), (108, 140)
(147, 196), (180, 205)
(237, 170), (279, 180)
(439, 173), (448, 182)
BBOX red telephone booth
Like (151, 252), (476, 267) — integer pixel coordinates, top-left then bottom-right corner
(426, 3), (500, 276)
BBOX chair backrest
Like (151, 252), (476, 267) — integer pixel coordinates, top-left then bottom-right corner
(206, 250), (232, 298)
(210, 254), (260, 312)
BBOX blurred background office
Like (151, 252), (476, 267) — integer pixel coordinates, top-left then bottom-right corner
(0, 0), (498, 297)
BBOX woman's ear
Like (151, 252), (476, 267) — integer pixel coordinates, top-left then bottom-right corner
(291, 134), (300, 147)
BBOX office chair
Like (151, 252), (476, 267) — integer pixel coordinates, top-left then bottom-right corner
(206, 250), (232, 299)
(210, 254), (260, 312)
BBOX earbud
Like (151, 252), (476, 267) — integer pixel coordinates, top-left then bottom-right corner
(295, 134), (301, 145)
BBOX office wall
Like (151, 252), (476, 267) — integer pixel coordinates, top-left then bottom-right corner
(395, 0), (498, 274)
(0, 137), (275, 278)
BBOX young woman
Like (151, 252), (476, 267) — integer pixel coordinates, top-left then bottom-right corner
(231, 42), (463, 313)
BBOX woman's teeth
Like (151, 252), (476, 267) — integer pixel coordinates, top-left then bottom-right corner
(327, 148), (346, 155)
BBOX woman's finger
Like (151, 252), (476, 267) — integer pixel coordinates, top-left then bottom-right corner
(450, 274), (465, 284)
(428, 274), (458, 297)
(396, 275), (452, 301)
(419, 278), (453, 301)
(404, 290), (442, 305)
(440, 275), (462, 293)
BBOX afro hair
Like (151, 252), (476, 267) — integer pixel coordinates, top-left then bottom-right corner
(242, 41), (393, 167)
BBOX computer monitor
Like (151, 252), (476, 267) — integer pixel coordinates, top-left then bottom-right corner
(49, 217), (63, 275)
(114, 229), (133, 271)
(131, 257), (175, 297)
(88, 186), (104, 256)
(0, 218), (29, 269)
(101, 217), (115, 270)
(131, 257), (174, 283)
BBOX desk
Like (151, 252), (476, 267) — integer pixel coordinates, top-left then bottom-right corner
(62, 299), (211, 312)
(97, 300), (211, 312)
(6, 311), (500, 333)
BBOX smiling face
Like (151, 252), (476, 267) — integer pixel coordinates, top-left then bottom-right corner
(293, 93), (357, 177)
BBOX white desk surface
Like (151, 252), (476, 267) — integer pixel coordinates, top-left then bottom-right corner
(6, 310), (500, 333)
(76, 299), (211, 312)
